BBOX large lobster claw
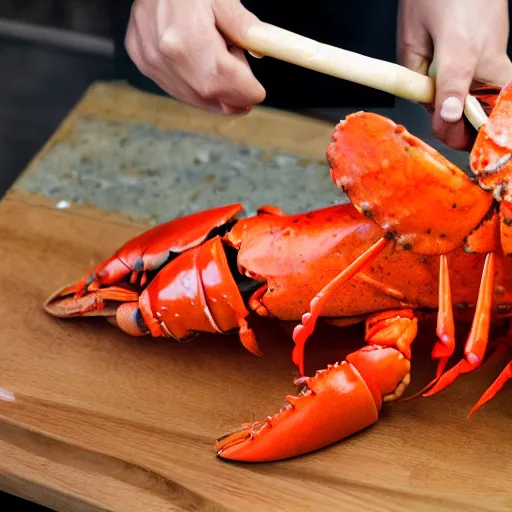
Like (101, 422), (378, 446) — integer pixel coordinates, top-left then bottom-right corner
(216, 311), (415, 462)
(216, 346), (410, 462)
(327, 111), (493, 255)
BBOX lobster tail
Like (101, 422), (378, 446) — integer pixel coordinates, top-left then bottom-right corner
(44, 203), (245, 315)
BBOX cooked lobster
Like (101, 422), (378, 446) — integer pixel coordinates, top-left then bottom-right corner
(44, 82), (512, 463)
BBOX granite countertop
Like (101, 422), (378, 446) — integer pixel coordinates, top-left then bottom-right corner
(17, 94), (473, 226)
(18, 116), (347, 224)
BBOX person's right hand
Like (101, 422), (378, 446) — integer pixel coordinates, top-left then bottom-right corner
(125, 0), (266, 115)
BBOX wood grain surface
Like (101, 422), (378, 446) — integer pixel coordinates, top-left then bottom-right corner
(1, 82), (511, 512)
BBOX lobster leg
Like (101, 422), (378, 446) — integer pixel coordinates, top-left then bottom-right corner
(292, 236), (390, 375)
(432, 255), (456, 378)
(44, 285), (139, 317)
(425, 252), (496, 396)
(215, 309), (417, 462)
(469, 359), (512, 417)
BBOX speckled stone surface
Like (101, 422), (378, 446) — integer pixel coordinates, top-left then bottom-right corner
(19, 117), (347, 223)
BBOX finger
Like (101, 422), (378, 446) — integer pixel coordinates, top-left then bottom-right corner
(159, 25), (265, 110)
(402, 50), (431, 76)
(396, 0), (432, 74)
(130, 5), (225, 112)
(159, 27), (263, 110)
(215, 45), (266, 108)
(434, 46), (478, 121)
(431, 47), (479, 149)
(213, 0), (261, 45)
(210, 0), (266, 107)
(476, 54), (512, 87)
(125, 8), (150, 77)
(397, 30), (432, 76)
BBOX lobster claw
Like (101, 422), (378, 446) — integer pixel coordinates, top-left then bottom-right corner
(215, 345), (410, 462)
(327, 111), (493, 255)
(470, 80), (512, 201)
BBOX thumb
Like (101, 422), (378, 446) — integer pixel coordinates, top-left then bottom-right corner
(435, 51), (478, 123)
(430, 50), (478, 149)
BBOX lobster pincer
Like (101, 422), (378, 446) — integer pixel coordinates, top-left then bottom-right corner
(215, 310), (416, 462)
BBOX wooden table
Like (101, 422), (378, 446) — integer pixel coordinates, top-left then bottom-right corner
(0, 82), (511, 512)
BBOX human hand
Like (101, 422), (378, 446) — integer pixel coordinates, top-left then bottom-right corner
(398, 0), (512, 150)
(125, 0), (266, 115)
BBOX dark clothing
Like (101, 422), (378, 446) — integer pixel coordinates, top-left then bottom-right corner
(110, 0), (399, 108)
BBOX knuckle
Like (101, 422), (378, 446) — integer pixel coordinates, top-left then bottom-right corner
(125, 37), (148, 76)
(198, 79), (221, 102)
(252, 84), (266, 104)
(132, 57), (150, 77)
(438, 55), (476, 94)
(454, 63), (474, 81)
(159, 30), (185, 60)
(124, 32), (136, 58)
(214, 58), (265, 105)
(440, 71), (472, 95)
(131, 1), (145, 24)
(229, 11), (250, 36)
(216, 58), (233, 80)
(143, 44), (161, 68)
(441, 45), (477, 78)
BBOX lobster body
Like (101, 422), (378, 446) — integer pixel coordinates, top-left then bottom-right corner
(46, 202), (512, 340)
(44, 82), (512, 463)
(230, 205), (512, 320)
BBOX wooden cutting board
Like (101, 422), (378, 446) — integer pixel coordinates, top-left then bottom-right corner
(0, 82), (511, 512)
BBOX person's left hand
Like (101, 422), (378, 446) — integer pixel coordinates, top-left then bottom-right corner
(398, 0), (512, 150)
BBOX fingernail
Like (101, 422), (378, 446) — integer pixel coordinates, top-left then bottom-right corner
(440, 96), (463, 122)
(220, 103), (252, 115)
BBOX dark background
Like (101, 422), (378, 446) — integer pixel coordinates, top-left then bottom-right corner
(1, 1), (512, 510)
(111, 0), (400, 108)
